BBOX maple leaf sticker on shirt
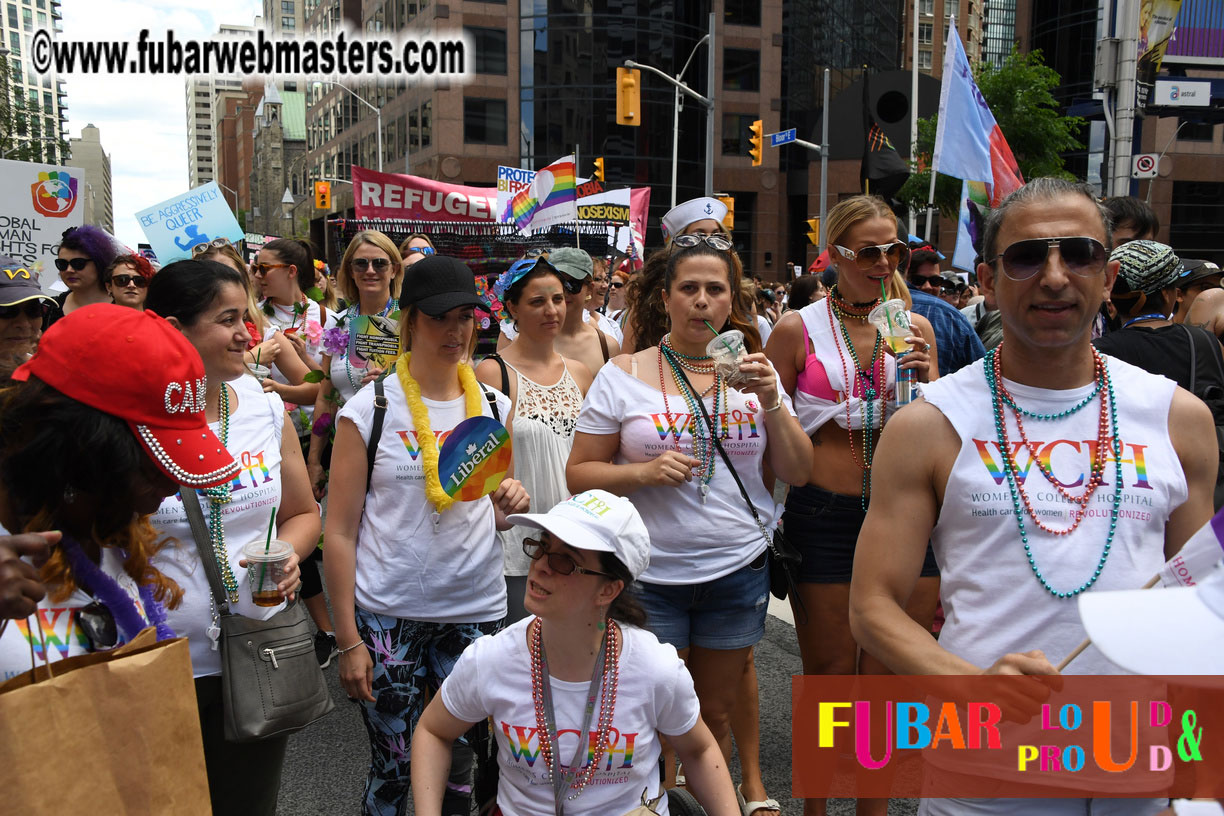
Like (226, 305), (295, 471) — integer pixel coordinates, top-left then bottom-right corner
(466, 443), (478, 455)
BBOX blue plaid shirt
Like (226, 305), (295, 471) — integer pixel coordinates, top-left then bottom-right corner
(906, 287), (985, 376)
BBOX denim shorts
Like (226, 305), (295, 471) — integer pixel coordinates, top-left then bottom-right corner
(783, 484), (939, 583)
(635, 551), (770, 650)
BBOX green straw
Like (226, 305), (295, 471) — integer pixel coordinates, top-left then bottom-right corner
(703, 320), (735, 354)
(257, 509), (276, 593)
(880, 279), (897, 336)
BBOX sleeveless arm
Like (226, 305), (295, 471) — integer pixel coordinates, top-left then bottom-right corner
(1165, 386), (1217, 560)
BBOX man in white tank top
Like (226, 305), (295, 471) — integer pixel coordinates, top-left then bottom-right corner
(848, 179), (1218, 815)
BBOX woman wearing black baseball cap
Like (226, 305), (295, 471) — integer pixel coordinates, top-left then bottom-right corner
(0, 256), (55, 369)
(324, 254), (530, 816)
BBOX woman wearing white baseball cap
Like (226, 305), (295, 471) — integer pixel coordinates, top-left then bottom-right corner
(411, 489), (740, 816)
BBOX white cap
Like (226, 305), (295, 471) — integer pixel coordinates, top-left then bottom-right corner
(1078, 561), (1224, 675)
(507, 490), (651, 580)
(661, 197), (728, 243)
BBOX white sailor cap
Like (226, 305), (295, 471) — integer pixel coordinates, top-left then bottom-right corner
(661, 197), (729, 243)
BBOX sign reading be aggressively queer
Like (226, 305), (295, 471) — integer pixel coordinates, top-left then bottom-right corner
(135, 182), (244, 264)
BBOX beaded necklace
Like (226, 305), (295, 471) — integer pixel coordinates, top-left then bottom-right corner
(984, 346), (1123, 598)
(658, 336), (723, 503)
(827, 285), (880, 321)
(826, 292), (885, 509)
(1121, 313), (1167, 329)
(201, 384), (240, 603)
(342, 297), (399, 393)
(529, 617), (619, 799)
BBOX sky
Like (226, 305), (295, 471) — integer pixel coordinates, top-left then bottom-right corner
(61, 0), (261, 250)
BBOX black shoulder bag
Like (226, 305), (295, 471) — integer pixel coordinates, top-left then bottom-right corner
(180, 488), (334, 742)
(672, 367), (806, 622)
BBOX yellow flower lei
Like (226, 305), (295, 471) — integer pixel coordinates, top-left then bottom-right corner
(396, 351), (484, 514)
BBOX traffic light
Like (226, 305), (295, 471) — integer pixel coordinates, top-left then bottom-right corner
(594, 157), (605, 182)
(616, 67), (641, 126)
(749, 119), (763, 167)
(314, 180), (331, 210)
(806, 218), (821, 245)
(716, 195), (735, 232)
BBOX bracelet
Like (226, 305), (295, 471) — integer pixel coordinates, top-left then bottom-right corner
(338, 639), (365, 656)
(764, 394), (784, 413)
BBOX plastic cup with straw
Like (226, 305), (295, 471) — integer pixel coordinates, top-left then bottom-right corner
(867, 280), (918, 406)
(243, 510), (289, 607)
(702, 319), (750, 387)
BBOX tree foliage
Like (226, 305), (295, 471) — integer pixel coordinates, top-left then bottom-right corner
(897, 48), (1085, 216)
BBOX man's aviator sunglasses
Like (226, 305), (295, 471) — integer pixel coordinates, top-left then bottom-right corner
(834, 241), (909, 269)
(987, 237), (1107, 281)
(522, 538), (612, 577)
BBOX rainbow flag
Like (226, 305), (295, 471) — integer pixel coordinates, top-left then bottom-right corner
(502, 155), (577, 231)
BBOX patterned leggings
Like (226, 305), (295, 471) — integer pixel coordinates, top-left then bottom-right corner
(354, 607), (502, 816)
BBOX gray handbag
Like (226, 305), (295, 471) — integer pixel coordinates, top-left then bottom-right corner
(181, 488), (334, 742)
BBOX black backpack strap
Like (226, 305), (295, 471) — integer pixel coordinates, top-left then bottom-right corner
(367, 375), (389, 487)
(488, 352), (510, 396)
(478, 382), (500, 423)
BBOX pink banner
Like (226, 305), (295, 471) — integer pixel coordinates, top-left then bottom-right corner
(628, 187), (651, 262)
(352, 166), (499, 222)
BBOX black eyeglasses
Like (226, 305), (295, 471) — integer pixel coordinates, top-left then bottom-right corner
(110, 274), (148, 288)
(0, 300), (50, 321)
(78, 601), (119, 651)
(560, 276), (585, 295)
(190, 238), (234, 257)
(672, 233), (732, 251)
(834, 241), (909, 269)
(352, 257), (392, 271)
(522, 538), (611, 577)
(987, 237), (1107, 281)
(54, 257), (92, 272)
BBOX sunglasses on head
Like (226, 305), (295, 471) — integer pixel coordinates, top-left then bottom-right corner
(190, 238), (234, 257)
(0, 300), (50, 321)
(672, 233), (732, 251)
(78, 600), (119, 651)
(834, 241), (909, 269)
(110, 274), (148, 288)
(522, 538), (612, 577)
(987, 236), (1107, 281)
(54, 257), (92, 272)
(405, 246), (435, 256)
(250, 262), (291, 276)
(352, 257), (392, 271)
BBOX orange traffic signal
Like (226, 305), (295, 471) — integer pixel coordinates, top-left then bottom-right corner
(616, 67), (641, 126)
(749, 119), (763, 167)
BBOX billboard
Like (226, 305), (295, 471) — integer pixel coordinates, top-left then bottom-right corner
(1166, 0), (1224, 59)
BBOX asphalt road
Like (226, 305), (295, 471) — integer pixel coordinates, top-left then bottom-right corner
(275, 607), (919, 816)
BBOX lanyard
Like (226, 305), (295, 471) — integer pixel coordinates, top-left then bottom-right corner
(537, 628), (609, 816)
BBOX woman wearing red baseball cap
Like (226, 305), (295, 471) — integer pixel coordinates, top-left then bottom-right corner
(0, 304), (239, 679)
(143, 258), (322, 816)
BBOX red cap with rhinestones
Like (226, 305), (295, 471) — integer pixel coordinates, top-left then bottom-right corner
(13, 304), (239, 488)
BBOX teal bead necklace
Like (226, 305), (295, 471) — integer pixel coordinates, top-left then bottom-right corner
(201, 383), (240, 603)
(984, 346), (1123, 598)
(659, 336), (723, 503)
(828, 289), (884, 510)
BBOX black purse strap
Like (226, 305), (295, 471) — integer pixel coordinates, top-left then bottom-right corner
(180, 487), (231, 616)
(670, 366), (768, 534)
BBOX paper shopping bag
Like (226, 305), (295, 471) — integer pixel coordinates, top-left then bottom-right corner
(0, 628), (211, 815)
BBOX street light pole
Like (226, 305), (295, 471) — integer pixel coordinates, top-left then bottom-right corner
(319, 81), (384, 173)
(671, 32), (712, 208)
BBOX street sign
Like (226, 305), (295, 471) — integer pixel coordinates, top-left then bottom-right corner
(1132, 153), (1159, 179)
(769, 128), (797, 147)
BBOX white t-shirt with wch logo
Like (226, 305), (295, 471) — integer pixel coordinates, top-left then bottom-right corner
(440, 617), (700, 816)
(338, 373), (512, 623)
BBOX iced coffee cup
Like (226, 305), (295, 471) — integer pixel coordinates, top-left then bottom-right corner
(867, 299), (917, 406)
(248, 364), (271, 383)
(705, 329), (750, 387)
(243, 539), (293, 607)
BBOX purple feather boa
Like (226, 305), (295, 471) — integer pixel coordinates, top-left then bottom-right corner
(60, 535), (176, 643)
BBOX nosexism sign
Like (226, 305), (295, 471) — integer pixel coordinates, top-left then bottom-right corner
(135, 182), (244, 264)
